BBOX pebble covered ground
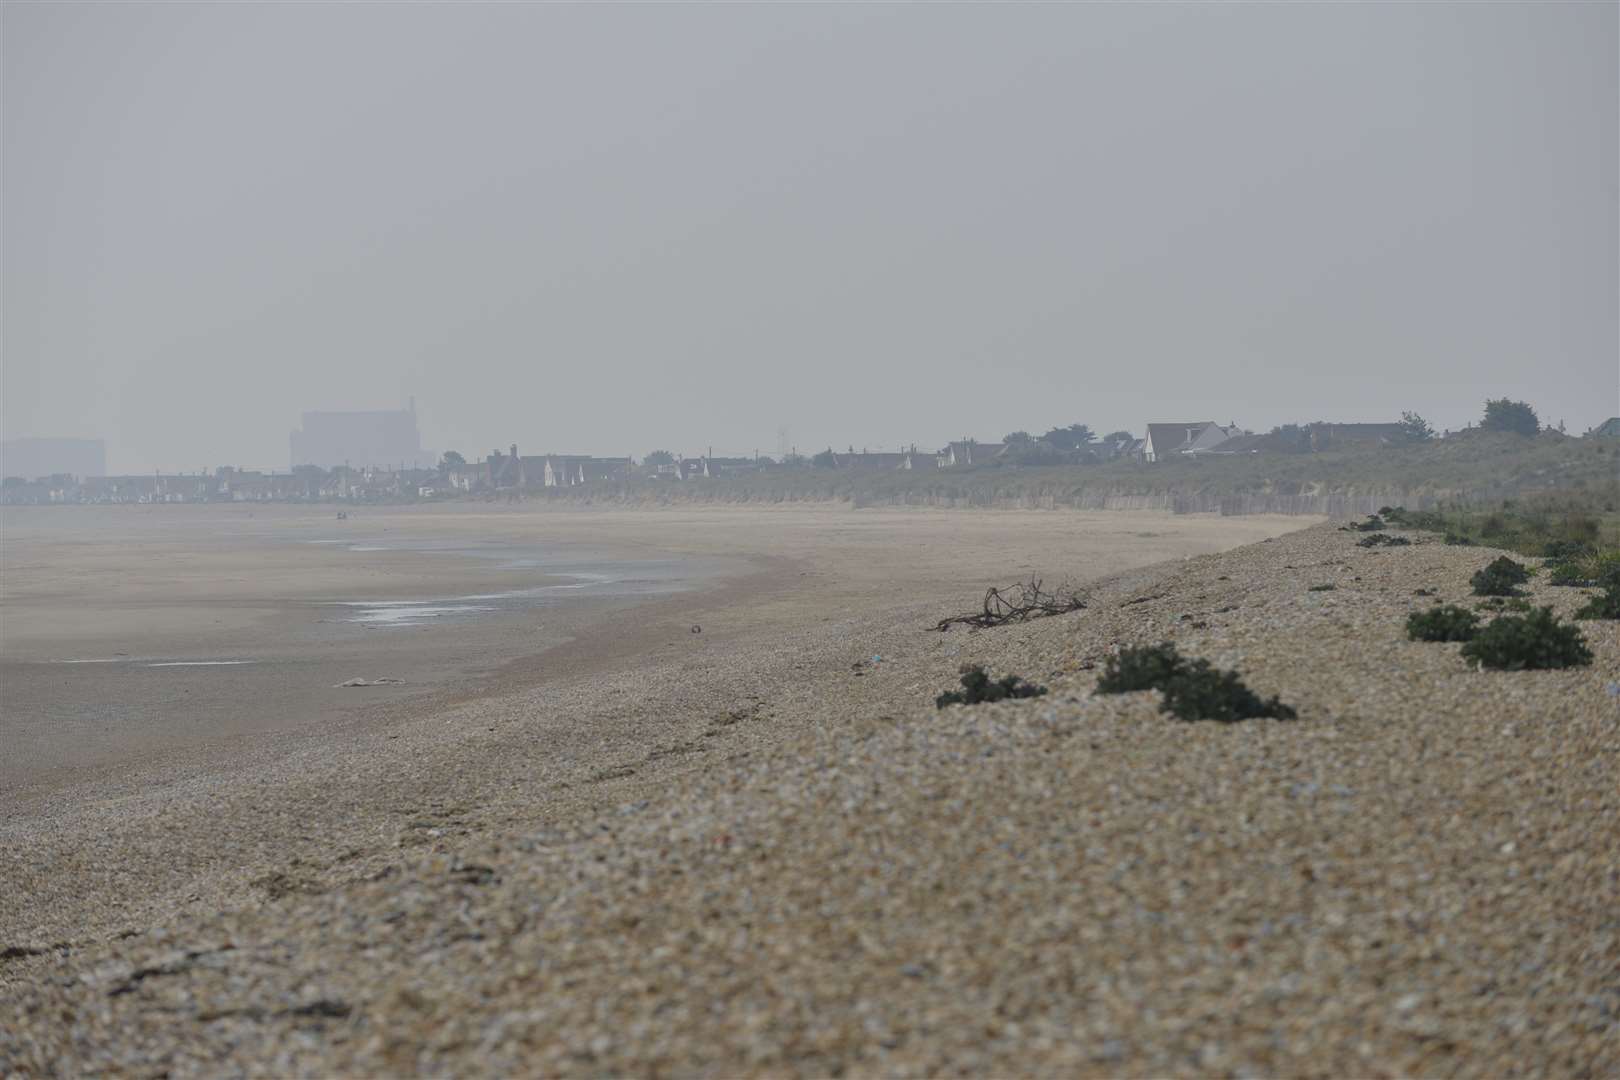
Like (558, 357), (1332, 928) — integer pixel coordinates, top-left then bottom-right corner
(4, 521), (1616, 1076)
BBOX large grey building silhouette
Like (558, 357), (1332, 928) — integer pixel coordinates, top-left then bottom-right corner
(289, 403), (430, 469)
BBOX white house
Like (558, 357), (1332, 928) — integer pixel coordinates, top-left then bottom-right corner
(1141, 422), (1241, 462)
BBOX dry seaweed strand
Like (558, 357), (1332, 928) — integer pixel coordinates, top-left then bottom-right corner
(931, 579), (1086, 631)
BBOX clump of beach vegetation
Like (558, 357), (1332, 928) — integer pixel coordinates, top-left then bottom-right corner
(1406, 605), (1480, 642)
(1382, 491), (1617, 560)
(935, 666), (1047, 707)
(1357, 533), (1411, 548)
(1573, 558), (1620, 620)
(1471, 556), (1532, 596)
(1460, 607), (1593, 670)
(1095, 643), (1296, 723)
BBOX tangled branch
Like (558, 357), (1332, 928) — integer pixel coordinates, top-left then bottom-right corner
(931, 579), (1086, 631)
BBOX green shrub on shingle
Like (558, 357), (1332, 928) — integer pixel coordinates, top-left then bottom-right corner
(935, 665), (1047, 707)
(1095, 643), (1296, 723)
(1546, 562), (1592, 586)
(1573, 559), (1620, 620)
(1471, 556), (1531, 596)
(1460, 607), (1592, 670)
(1406, 605), (1480, 642)
(1094, 643), (1187, 694)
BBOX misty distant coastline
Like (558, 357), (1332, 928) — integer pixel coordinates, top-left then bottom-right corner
(5, 425), (1613, 517)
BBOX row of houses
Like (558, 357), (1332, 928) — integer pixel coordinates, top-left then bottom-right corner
(0, 464), (441, 505)
(13, 418), (1603, 504)
(1139, 421), (1415, 460)
(0, 424), (1397, 503)
(794, 422), (1416, 470)
(442, 446), (638, 492)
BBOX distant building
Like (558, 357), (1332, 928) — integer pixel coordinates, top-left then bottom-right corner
(289, 403), (430, 469)
(445, 461), (490, 491)
(1306, 422), (1408, 452)
(898, 449), (937, 470)
(1142, 422), (1239, 462)
(576, 457), (634, 484)
(824, 450), (903, 470)
(487, 445), (528, 488)
(1587, 417), (1620, 438)
(937, 440), (1007, 468)
(1, 437), (106, 481)
(543, 454), (590, 487)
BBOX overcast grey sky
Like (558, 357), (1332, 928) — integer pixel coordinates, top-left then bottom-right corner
(4, 2), (1616, 472)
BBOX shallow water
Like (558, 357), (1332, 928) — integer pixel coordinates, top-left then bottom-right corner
(320, 536), (707, 629)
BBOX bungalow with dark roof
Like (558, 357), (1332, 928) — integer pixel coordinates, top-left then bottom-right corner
(574, 457), (634, 484)
(1142, 422), (1238, 462)
(1307, 422), (1408, 452)
(898, 448), (937, 470)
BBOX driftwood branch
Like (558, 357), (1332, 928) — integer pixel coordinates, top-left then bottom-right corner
(931, 579), (1086, 631)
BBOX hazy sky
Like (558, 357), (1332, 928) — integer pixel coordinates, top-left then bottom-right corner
(5, 2), (1616, 472)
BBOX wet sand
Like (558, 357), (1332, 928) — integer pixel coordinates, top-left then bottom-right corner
(1, 504), (730, 783)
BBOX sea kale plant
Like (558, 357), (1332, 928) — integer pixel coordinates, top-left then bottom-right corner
(936, 665), (1047, 708)
(1095, 643), (1296, 723)
(1460, 607), (1593, 670)
(1357, 533), (1412, 548)
(1470, 556), (1532, 597)
(1406, 604), (1480, 642)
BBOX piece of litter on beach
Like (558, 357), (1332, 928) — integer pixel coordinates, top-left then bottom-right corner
(337, 677), (405, 688)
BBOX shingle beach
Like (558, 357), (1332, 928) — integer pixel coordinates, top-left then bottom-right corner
(4, 517), (1616, 1077)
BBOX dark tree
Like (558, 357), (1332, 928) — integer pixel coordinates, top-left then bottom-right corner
(1102, 430), (1134, 444)
(1269, 424), (1311, 453)
(1481, 399), (1539, 436)
(439, 450), (466, 469)
(1399, 411), (1435, 442)
(1004, 440), (1066, 466)
(643, 449), (676, 466)
(1003, 430), (1035, 446)
(1040, 424), (1096, 451)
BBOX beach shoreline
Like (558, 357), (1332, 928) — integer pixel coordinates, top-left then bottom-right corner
(2, 503), (1306, 939)
(3, 507), (1615, 1075)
